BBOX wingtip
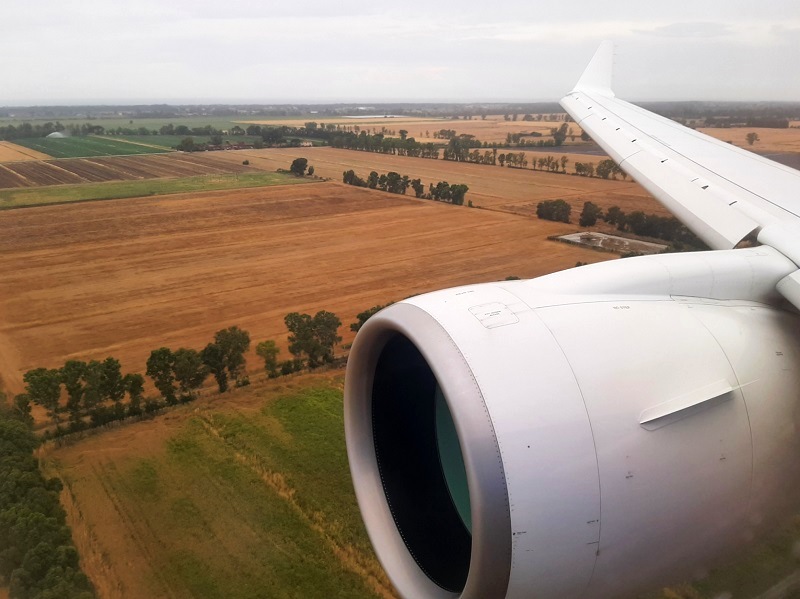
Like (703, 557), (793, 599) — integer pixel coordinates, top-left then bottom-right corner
(573, 41), (615, 97)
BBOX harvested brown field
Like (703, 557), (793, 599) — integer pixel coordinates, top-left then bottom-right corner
(215, 146), (667, 217)
(241, 114), (588, 145)
(699, 127), (800, 154)
(0, 153), (255, 189)
(0, 141), (51, 162)
(0, 181), (611, 395)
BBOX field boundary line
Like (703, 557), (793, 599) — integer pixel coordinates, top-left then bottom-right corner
(90, 462), (180, 599)
(57, 475), (127, 599)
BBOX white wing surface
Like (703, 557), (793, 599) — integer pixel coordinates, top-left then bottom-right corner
(560, 42), (800, 254)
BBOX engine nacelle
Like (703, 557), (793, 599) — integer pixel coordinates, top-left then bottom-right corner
(344, 248), (800, 598)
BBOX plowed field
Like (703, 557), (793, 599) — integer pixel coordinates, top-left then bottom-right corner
(214, 146), (668, 217)
(0, 153), (254, 189)
(0, 182), (609, 394)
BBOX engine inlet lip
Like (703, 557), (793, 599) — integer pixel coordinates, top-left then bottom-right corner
(344, 302), (512, 599)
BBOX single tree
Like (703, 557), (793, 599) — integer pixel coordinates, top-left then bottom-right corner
(596, 159), (617, 180)
(202, 342), (228, 393)
(124, 373), (145, 416)
(23, 368), (62, 426)
(311, 311), (342, 364)
(579, 201), (603, 227)
(146, 348), (177, 405)
(214, 326), (251, 384)
(410, 178), (425, 198)
(81, 360), (106, 411)
(450, 184), (469, 206)
(289, 157), (308, 176)
(604, 206), (625, 226)
(285, 312), (318, 366)
(60, 360), (86, 421)
(173, 348), (207, 401)
(256, 340), (281, 378)
(746, 132), (760, 146)
(101, 357), (126, 403)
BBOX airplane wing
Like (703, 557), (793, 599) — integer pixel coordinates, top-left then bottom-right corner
(346, 43), (800, 599)
(560, 41), (800, 309)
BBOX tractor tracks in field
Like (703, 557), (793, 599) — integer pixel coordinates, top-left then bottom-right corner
(197, 413), (397, 599)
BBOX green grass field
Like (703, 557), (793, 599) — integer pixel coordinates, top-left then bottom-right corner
(14, 135), (169, 158)
(128, 388), (382, 598)
(111, 134), (262, 150)
(49, 379), (394, 599)
(0, 171), (316, 209)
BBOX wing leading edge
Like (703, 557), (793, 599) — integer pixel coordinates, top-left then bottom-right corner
(560, 43), (800, 258)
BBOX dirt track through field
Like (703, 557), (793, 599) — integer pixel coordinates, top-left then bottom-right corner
(0, 181), (610, 394)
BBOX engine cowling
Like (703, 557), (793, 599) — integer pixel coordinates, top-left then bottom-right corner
(344, 247), (800, 598)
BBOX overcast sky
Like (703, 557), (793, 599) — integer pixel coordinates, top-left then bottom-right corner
(2, 0), (798, 105)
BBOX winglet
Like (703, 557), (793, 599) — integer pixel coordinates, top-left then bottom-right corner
(574, 41), (615, 97)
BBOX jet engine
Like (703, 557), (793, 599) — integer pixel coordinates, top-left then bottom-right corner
(344, 248), (800, 598)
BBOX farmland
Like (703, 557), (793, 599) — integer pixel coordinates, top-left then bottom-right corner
(0, 181), (611, 395)
(243, 113), (585, 145)
(43, 374), (394, 599)
(0, 171), (311, 210)
(0, 141), (51, 161)
(13, 135), (169, 158)
(0, 152), (256, 191)
(699, 126), (800, 154)
(110, 134), (261, 150)
(5, 132), (798, 599)
(214, 146), (668, 217)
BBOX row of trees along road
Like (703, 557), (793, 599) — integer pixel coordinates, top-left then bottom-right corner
(342, 169), (469, 205)
(536, 199), (706, 249)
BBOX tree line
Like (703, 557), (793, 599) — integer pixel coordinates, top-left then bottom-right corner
(0, 393), (95, 599)
(536, 198), (706, 248)
(342, 169), (469, 205)
(0, 310), (356, 598)
(15, 310), (352, 436)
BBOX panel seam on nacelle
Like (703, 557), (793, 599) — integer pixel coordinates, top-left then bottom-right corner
(686, 305), (756, 516)
(531, 306), (603, 596)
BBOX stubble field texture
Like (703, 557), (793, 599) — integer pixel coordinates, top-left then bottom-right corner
(0, 175), (622, 395)
(214, 146), (668, 217)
